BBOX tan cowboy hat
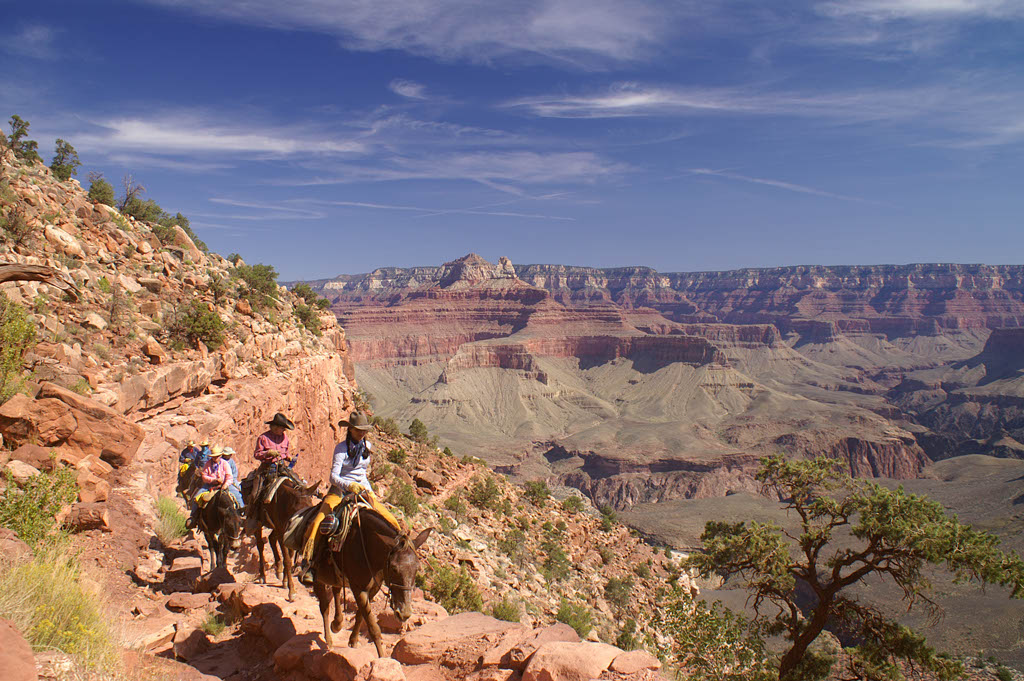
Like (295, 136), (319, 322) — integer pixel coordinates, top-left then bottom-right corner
(338, 411), (374, 432)
(209, 446), (224, 457)
(221, 447), (236, 457)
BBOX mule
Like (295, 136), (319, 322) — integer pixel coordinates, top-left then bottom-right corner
(246, 475), (319, 601)
(311, 507), (431, 656)
(197, 489), (243, 571)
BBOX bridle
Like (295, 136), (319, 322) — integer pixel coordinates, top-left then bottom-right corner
(353, 511), (417, 615)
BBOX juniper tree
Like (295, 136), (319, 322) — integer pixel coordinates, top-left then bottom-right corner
(87, 172), (115, 206)
(6, 115), (41, 163)
(686, 454), (1024, 681)
(49, 138), (81, 181)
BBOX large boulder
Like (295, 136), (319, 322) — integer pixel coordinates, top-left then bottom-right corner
(0, 618), (37, 681)
(501, 623), (579, 670)
(0, 383), (145, 467)
(522, 642), (622, 681)
(392, 612), (527, 668)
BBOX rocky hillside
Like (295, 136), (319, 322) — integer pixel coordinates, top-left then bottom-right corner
(0, 152), (686, 680)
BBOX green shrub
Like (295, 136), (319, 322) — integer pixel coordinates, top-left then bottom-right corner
(442, 446), (454, 457)
(0, 293), (36, 404)
(154, 496), (186, 545)
(561, 495), (584, 514)
(122, 196), (164, 222)
(293, 302), (321, 336)
(523, 480), (550, 507)
(234, 263), (279, 309)
(49, 138), (81, 182)
(0, 543), (118, 671)
(468, 475), (501, 511)
(169, 299), (226, 350)
(386, 481), (419, 517)
(421, 558), (482, 614)
(598, 546), (614, 565)
(0, 467), (78, 546)
(387, 447), (408, 465)
(87, 173), (115, 206)
(408, 418), (429, 443)
(556, 598), (592, 638)
(438, 516), (456, 534)
(96, 276), (111, 293)
(657, 589), (773, 681)
(541, 536), (571, 581)
(499, 528), (530, 569)
(600, 515), (614, 532)
(616, 618), (639, 651)
(635, 563), (651, 579)
(200, 613), (226, 636)
(70, 378), (92, 395)
(443, 493), (467, 517)
(997, 667), (1013, 681)
(489, 596), (521, 623)
(0, 204), (33, 246)
(605, 576), (634, 608)
(6, 115), (41, 163)
(371, 416), (400, 437)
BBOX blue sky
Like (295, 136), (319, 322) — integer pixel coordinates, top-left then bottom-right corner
(2, 0), (1022, 279)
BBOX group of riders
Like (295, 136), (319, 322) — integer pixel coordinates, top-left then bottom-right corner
(177, 409), (401, 584)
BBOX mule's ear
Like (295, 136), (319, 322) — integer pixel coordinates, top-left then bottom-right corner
(413, 527), (433, 549)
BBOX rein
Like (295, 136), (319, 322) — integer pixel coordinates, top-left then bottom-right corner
(353, 510), (415, 615)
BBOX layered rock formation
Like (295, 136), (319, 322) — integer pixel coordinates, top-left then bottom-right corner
(297, 254), (955, 510)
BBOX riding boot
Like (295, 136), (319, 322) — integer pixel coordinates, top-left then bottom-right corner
(300, 541), (323, 586)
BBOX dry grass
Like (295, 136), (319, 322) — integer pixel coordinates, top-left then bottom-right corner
(153, 496), (186, 546)
(0, 541), (119, 675)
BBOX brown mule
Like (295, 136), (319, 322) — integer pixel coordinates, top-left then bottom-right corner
(197, 489), (242, 572)
(246, 476), (319, 601)
(311, 508), (431, 656)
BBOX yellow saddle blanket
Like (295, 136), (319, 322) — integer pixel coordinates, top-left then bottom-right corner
(194, 490), (240, 509)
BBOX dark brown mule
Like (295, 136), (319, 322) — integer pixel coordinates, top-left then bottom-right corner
(246, 476), (319, 601)
(197, 489), (242, 571)
(312, 508), (431, 656)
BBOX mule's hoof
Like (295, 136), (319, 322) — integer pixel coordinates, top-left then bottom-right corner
(331, 621), (343, 633)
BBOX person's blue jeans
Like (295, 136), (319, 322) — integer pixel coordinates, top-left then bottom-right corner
(227, 484), (244, 508)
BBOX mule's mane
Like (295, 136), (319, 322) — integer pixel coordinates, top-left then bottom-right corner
(357, 506), (404, 543)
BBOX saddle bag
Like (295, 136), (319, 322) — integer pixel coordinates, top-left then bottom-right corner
(283, 505), (320, 552)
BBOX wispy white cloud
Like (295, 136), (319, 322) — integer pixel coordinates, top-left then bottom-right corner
(307, 198), (575, 221)
(107, 154), (235, 172)
(279, 151), (629, 188)
(389, 79), (428, 99)
(2, 25), (60, 60)
(816, 0), (1024, 20)
(505, 79), (1024, 147)
(688, 168), (869, 202)
(134, 0), (683, 66)
(76, 115), (365, 157)
(204, 198), (327, 219)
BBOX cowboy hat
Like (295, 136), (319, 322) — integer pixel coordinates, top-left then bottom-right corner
(338, 411), (374, 432)
(209, 446), (224, 457)
(221, 447), (236, 457)
(265, 413), (295, 429)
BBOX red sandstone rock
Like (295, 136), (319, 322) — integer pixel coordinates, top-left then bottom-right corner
(322, 646), (377, 680)
(0, 618), (36, 681)
(165, 592), (211, 612)
(608, 650), (661, 673)
(274, 632), (325, 672)
(392, 612), (526, 667)
(0, 383), (145, 467)
(65, 502), (110, 532)
(503, 623), (579, 670)
(360, 658), (406, 681)
(522, 642), (622, 681)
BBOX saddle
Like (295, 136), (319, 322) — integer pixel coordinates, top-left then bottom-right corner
(195, 489), (240, 510)
(283, 492), (374, 557)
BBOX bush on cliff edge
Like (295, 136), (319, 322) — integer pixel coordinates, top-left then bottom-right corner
(0, 293), (36, 404)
